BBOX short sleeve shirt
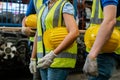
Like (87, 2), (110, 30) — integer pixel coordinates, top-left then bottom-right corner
(41, 1), (74, 31)
(62, 2), (74, 15)
(101, 0), (119, 17)
(101, 0), (119, 7)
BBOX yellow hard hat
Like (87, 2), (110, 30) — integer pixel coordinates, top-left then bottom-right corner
(84, 25), (120, 53)
(25, 14), (37, 28)
(43, 27), (68, 50)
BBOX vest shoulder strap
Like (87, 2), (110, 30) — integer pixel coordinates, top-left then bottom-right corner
(33, 0), (43, 12)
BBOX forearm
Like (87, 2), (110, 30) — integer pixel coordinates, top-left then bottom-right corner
(54, 29), (79, 55)
(31, 33), (37, 59)
(89, 5), (117, 58)
(89, 19), (116, 58)
(54, 14), (79, 55)
(22, 16), (26, 27)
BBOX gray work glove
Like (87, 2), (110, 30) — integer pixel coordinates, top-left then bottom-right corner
(22, 27), (36, 37)
(83, 56), (98, 76)
(29, 58), (37, 74)
(37, 51), (57, 69)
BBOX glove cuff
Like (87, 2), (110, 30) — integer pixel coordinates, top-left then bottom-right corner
(30, 58), (36, 61)
(50, 50), (57, 57)
(21, 26), (26, 34)
(87, 56), (97, 61)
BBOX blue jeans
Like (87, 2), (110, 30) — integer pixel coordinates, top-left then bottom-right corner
(33, 68), (41, 80)
(28, 41), (41, 80)
(39, 68), (69, 80)
(88, 53), (118, 80)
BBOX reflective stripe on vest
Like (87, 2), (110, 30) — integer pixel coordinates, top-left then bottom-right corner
(90, 0), (120, 27)
(37, 52), (77, 59)
(29, 0), (43, 42)
(33, 0), (43, 12)
(37, 5), (45, 55)
(36, 0), (77, 68)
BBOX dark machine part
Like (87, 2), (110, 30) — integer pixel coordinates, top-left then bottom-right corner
(77, 0), (93, 30)
(69, 33), (86, 74)
(0, 0), (32, 79)
(0, 30), (30, 71)
(77, 0), (86, 30)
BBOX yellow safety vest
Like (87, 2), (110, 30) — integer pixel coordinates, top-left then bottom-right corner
(86, 0), (120, 54)
(36, 0), (77, 68)
(33, 0), (43, 12)
(29, 0), (43, 42)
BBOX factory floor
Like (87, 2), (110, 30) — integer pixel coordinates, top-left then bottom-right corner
(67, 68), (120, 80)
(1, 67), (120, 80)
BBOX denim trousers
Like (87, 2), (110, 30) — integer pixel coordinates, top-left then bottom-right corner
(28, 41), (41, 80)
(33, 68), (41, 80)
(88, 53), (118, 80)
(39, 68), (69, 80)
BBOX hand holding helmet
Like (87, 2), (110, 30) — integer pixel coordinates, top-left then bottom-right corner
(22, 27), (36, 37)
(22, 14), (37, 37)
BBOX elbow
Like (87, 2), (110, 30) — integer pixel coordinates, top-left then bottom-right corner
(110, 18), (116, 26)
(104, 18), (116, 27)
(74, 29), (79, 39)
(69, 28), (79, 39)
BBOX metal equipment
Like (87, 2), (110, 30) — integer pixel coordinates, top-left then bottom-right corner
(0, 0), (31, 78)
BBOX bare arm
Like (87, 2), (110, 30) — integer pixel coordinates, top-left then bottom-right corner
(31, 33), (37, 59)
(88, 5), (117, 59)
(22, 16), (27, 27)
(53, 13), (79, 55)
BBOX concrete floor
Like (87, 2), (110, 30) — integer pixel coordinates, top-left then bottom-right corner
(2, 68), (120, 80)
(67, 69), (120, 80)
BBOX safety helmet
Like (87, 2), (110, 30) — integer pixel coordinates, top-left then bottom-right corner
(84, 25), (120, 53)
(25, 14), (37, 28)
(43, 27), (68, 50)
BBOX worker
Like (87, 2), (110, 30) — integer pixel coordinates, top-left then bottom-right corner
(22, 0), (47, 80)
(83, 0), (120, 80)
(31, 0), (79, 80)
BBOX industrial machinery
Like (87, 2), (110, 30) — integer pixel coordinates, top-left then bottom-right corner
(0, 0), (31, 78)
(0, 28), (30, 72)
